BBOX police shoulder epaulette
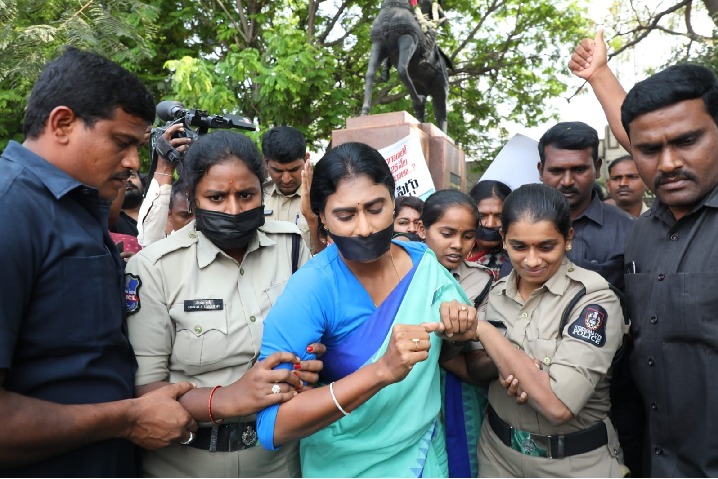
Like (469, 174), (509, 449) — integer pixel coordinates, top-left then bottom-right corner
(140, 227), (198, 263)
(463, 259), (492, 274)
(261, 218), (302, 235)
(565, 264), (608, 295)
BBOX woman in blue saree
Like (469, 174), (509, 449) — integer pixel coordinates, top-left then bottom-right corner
(256, 142), (478, 477)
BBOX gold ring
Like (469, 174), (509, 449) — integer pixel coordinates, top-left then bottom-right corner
(460, 306), (467, 312)
(411, 338), (420, 351)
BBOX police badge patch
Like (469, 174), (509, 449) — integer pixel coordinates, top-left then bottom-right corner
(567, 304), (607, 347)
(124, 274), (142, 315)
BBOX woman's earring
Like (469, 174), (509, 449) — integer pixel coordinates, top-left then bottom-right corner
(566, 242), (572, 251)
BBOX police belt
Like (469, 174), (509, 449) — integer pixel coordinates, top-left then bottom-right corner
(487, 406), (607, 459)
(188, 421), (258, 452)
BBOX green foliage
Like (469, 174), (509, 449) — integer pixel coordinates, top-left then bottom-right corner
(0, 0), (160, 149)
(159, 0), (590, 166)
(1, 0), (591, 173)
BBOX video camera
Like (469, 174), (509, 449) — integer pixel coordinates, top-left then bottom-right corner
(150, 100), (256, 165)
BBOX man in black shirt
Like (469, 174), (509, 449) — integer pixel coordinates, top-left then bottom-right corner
(569, 32), (718, 476)
(620, 64), (718, 477)
(0, 47), (197, 476)
(537, 121), (634, 291)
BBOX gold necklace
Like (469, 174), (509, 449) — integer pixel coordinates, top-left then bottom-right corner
(389, 247), (401, 282)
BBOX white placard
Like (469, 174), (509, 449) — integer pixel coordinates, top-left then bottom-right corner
(479, 133), (541, 190)
(379, 132), (435, 200)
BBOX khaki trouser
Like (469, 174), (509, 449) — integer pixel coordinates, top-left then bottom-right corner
(478, 420), (623, 478)
(142, 440), (300, 478)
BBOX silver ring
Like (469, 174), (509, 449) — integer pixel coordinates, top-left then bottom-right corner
(180, 431), (195, 445)
(271, 383), (282, 394)
(460, 306), (467, 312)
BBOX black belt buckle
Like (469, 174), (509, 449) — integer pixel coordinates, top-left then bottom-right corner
(488, 406), (605, 460)
(190, 421), (258, 452)
(227, 422), (258, 452)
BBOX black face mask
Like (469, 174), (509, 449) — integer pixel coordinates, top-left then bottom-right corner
(194, 205), (265, 251)
(476, 225), (502, 243)
(328, 223), (394, 261)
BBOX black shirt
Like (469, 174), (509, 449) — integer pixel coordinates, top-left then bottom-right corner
(111, 210), (139, 237)
(624, 184), (718, 477)
(568, 193), (634, 291)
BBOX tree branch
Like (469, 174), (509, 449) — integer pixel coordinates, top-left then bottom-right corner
(234, 0), (251, 44)
(318, 0), (350, 45)
(60, 0), (95, 28)
(307, 0), (318, 42)
(214, 0), (245, 45)
(450, 0), (504, 64)
(610, 0), (693, 57)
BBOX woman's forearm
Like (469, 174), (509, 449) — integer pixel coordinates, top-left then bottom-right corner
(476, 322), (572, 425)
(466, 349), (498, 386)
(272, 361), (392, 446)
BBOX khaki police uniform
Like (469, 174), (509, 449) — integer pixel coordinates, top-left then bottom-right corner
(263, 182), (311, 250)
(451, 259), (492, 311)
(478, 259), (628, 477)
(441, 261), (492, 360)
(125, 219), (310, 478)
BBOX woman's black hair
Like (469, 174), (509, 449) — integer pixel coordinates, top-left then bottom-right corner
(421, 189), (479, 230)
(468, 180), (512, 204)
(394, 195), (425, 216)
(310, 142), (395, 221)
(181, 130), (265, 206)
(501, 184), (572, 238)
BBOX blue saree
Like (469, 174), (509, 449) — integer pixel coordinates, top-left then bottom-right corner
(257, 242), (470, 477)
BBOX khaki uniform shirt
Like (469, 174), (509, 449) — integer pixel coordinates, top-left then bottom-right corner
(440, 261), (492, 359)
(451, 259), (492, 309)
(477, 259), (628, 477)
(127, 219), (310, 388)
(125, 219), (309, 477)
(263, 182), (311, 249)
(487, 259), (628, 432)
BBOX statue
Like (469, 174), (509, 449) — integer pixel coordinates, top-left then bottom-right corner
(361, 0), (453, 132)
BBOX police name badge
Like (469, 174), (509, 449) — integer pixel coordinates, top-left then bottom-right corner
(184, 299), (224, 312)
(567, 304), (608, 347)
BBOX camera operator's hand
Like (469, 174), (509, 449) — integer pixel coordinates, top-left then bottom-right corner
(155, 124), (192, 185)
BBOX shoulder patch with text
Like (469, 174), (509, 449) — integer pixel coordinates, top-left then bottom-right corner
(567, 304), (607, 347)
(124, 274), (142, 315)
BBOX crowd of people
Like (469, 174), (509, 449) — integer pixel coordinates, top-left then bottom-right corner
(2, 26), (718, 479)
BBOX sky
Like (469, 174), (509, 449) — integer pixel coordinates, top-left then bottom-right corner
(507, 1), (712, 142)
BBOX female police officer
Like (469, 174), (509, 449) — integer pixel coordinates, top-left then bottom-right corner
(125, 131), (320, 477)
(421, 189), (493, 477)
(468, 184), (628, 477)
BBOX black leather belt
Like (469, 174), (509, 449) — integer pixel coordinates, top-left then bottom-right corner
(487, 406), (608, 459)
(187, 421), (258, 452)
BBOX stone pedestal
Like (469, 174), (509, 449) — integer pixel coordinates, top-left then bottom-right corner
(332, 112), (466, 192)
